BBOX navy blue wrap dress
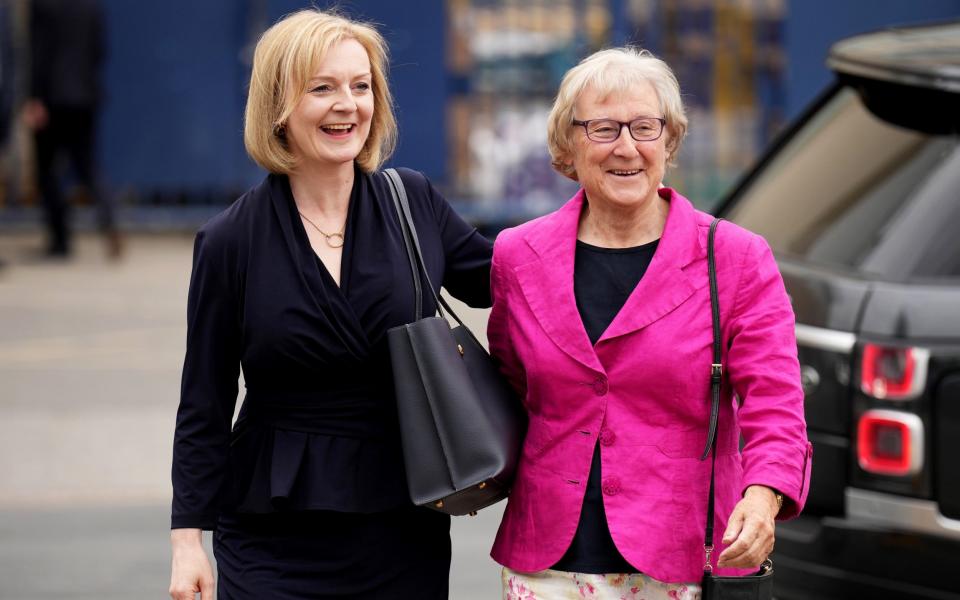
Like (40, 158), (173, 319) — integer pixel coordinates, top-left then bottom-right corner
(171, 166), (493, 598)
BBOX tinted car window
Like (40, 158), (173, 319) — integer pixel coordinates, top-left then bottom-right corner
(726, 86), (960, 281)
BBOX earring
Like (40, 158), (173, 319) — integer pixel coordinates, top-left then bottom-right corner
(273, 123), (286, 138)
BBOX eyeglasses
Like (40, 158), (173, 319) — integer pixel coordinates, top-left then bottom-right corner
(572, 117), (666, 143)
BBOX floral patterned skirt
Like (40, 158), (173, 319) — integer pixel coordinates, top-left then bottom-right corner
(503, 567), (701, 600)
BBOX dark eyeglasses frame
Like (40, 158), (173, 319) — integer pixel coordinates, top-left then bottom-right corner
(572, 117), (667, 143)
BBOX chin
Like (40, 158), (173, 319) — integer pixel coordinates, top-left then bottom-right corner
(609, 184), (651, 202)
(321, 149), (363, 165)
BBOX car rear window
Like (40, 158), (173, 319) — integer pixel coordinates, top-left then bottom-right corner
(725, 86), (960, 282)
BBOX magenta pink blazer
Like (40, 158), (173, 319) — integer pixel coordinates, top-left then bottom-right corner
(487, 188), (812, 583)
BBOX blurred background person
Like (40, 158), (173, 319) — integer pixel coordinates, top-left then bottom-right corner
(0, 0), (15, 149)
(24, 0), (121, 259)
(0, 0), (13, 270)
(487, 47), (811, 599)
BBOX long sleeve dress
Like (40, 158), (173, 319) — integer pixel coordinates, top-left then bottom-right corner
(171, 166), (492, 598)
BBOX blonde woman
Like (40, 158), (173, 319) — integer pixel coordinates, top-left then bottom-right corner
(168, 10), (492, 599)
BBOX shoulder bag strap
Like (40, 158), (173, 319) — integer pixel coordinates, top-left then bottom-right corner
(702, 217), (723, 573)
(384, 168), (423, 319)
(383, 169), (473, 333)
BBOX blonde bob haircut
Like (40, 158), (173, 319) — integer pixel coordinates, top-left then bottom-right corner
(244, 9), (397, 174)
(547, 47), (688, 181)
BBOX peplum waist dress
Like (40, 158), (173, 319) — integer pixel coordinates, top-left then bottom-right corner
(171, 166), (492, 598)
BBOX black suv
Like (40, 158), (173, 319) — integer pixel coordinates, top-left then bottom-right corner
(717, 21), (960, 600)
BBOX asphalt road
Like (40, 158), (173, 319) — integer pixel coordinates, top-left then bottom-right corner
(0, 232), (503, 600)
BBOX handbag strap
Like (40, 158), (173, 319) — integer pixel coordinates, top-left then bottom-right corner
(702, 217), (723, 573)
(382, 168), (471, 332)
(384, 168), (423, 320)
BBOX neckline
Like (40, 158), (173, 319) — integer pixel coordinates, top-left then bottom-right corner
(576, 238), (660, 254)
(282, 167), (362, 293)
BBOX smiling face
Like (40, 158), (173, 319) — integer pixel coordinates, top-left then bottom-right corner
(285, 37), (374, 171)
(568, 79), (669, 212)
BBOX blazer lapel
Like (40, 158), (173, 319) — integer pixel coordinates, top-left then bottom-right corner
(598, 189), (705, 343)
(514, 191), (605, 373)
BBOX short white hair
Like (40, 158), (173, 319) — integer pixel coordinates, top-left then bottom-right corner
(546, 47), (688, 180)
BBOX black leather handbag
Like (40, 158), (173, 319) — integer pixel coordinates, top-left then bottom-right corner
(383, 168), (527, 516)
(700, 218), (775, 599)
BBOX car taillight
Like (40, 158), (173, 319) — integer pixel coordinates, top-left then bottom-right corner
(860, 343), (929, 400)
(857, 409), (924, 476)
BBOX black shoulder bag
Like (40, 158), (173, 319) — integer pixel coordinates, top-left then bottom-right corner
(700, 218), (775, 599)
(383, 168), (527, 516)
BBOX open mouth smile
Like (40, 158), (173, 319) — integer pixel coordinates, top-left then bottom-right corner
(608, 169), (642, 177)
(320, 123), (356, 136)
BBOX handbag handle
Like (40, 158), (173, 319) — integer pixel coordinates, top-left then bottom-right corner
(702, 217), (723, 572)
(382, 169), (472, 335)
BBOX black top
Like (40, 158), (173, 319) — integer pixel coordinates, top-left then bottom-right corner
(171, 166), (492, 530)
(552, 238), (658, 573)
(30, 0), (105, 108)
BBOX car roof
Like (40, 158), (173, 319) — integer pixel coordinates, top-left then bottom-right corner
(827, 20), (960, 93)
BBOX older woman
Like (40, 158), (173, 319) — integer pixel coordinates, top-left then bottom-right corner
(488, 48), (812, 599)
(168, 10), (492, 600)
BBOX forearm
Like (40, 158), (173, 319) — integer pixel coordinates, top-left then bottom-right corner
(170, 416), (232, 529)
(171, 528), (203, 547)
(744, 484), (782, 518)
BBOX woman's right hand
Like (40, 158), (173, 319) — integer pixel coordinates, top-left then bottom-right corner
(169, 528), (214, 600)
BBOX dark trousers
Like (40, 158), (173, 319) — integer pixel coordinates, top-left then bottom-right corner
(34, 106), (114, 254)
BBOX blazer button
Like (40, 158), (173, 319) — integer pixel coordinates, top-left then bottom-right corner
(593, 376), (608, 396)
(602, 477), (621, 496)
(599, 428), (616, 446)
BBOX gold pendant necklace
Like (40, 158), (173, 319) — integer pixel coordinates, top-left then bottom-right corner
(298, 211), (345, 248)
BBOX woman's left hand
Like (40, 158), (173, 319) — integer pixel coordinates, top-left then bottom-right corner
(717, 485), (779, 569)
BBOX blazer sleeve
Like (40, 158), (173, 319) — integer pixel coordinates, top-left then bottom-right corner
(423, 175), (493, 308)
(726, 234), (812, 519)
(171, 227), (241, 530)
(487, 236), (527, 399)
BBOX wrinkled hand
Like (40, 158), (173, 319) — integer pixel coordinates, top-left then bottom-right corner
(169, 529), (214, 600)
(717, 485), (778, 569)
